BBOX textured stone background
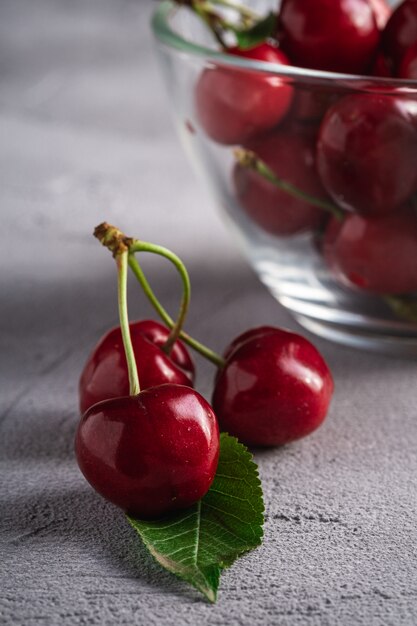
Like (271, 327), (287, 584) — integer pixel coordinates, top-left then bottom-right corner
(1, 1), (417, 624)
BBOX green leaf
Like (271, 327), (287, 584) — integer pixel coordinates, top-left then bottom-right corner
(127, 433), (264, 603)
(233, 12), (277, 50)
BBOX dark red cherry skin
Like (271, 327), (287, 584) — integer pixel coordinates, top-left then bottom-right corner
(371, 51), (394, 77)
(289, 86), (341, 128)
(323, 207), (417, 294)
(312, 213), (333, 255)
(278, 0), (380, 74)
(222, 326), (278, 362)
(195, 43), (293, 145)
(382, 0), (417, 69)
(369, 0), (391, 29)
(212, 327), (334, 447)
(399, 42), (417, 79)
(233, 130), (328, 236)
(317, 94), (417, 216)
(75, 385), (220, 519)
(227, 43), (288, 65)
(79, 320), (194, 415)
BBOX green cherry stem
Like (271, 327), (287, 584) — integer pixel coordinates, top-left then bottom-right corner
(197, 4), (250, 37)
(94, 222), (140, 395)
(193, 4), (229, 47)
(94, 222), (191, 358)
(128, 254), (226, 369)
(129, 241), (191, 355)
(117, 251), (140, 396)
(234, 148), (345, 221)
(180, 0), (260, 22)
(174, 0), (260, 44)
(206, 0), (260, 21)
(94, 222), (226, 369)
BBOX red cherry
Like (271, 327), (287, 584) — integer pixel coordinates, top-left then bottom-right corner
(195, 43), (293, 145)
(371, 51), (394, 77)
(289, 86), (341, 127)
(323, 207), (417, 294)
(75, 384), (220, 519)
(278, 0), (380, 74)
(222, 326), (278, 362)
(228, 43), (288, 65)
(382, 0), (417, 69)
(79, 320), (194, 414)
(212, 327), (334, 447)
(369, 0), (391, 29)
(317, 93), (417, 216)
(233, 130), (329, 236)
(399, 42), (417, 79)
(312, 213), (332, 255)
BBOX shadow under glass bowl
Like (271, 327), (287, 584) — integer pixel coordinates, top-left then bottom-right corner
(152, 0), (417, 355)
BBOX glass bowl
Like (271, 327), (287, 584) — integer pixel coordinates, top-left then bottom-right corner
(152, 0), (417, 355)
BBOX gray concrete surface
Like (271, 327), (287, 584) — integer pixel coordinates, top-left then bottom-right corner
(1, 1), (417, 624)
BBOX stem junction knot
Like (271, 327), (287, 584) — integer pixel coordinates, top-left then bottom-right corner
(94, 222), (134, 257)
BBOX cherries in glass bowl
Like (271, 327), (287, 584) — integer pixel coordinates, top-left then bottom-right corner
(152, 0), (417, 354)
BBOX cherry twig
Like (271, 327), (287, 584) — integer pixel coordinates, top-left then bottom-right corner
(234, 148), (345, 220)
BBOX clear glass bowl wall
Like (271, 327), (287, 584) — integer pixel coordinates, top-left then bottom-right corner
(152, 0), (417, 354)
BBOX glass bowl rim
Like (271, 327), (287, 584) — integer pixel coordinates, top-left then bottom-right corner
(152, 0), (417, 90)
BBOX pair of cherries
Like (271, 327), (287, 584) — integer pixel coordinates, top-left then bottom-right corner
(75, 225), (334, 520)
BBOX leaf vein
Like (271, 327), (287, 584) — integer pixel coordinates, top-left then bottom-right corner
(152, 528), (196, 544)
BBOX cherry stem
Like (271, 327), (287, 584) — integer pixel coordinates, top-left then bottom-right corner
(94, 222), (226, 368)
(129, 241), (191, 355)
(176, 0), (261, 46)
(94, 222), (140, 396)
(234, 148), (345, 221)
(197, 4), (251, 39)
(117, 251), (140, 396)
(193, 4), (229, 47)
(94, 223), (190, 356)
(128, 254), (226, 369)
(206, 0), (260, 21)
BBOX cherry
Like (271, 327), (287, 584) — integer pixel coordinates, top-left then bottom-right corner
(323, 206), (417, 294)
(79, 320), (194, 414)
(371, 51), (394, 77)
(212, 327), (334, 447)
(233, 130), (329, 236)
(382, 0), (417, 69)
(289, 86), (341, 128)
(75, 384), (220, 519)
(399, 42), (417, 79)
(227, 43), (288, 65)
(316, 93), (417, 216)
(195, 43), (293, 145)
(278, 0), (380, 74)
(312, 213), (332, 256)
